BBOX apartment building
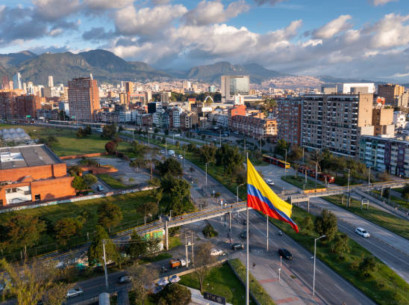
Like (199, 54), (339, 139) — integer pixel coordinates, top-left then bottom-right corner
(378, 84), (405, 106)
(372, 106), (394, 136)
(302, 94), (373, 156)
(359, 136), (409, 177)
(68, 77), (100, 121)
(277, 99), (302, 146)
(230, 115), (277, 139)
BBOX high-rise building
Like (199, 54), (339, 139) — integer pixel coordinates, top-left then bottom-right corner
(378, 84), (405, 106)
(302, 94), (374, 156)
(68, 77), (100, 121)
(48, 75), (54, 88)
(221, 75), (249, 103)
(277, 99), (302, 146)
(12, 73), (22, 90)
(16, 95), (42, 118)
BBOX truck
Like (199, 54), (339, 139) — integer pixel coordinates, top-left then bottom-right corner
(169, 258), (190, 269)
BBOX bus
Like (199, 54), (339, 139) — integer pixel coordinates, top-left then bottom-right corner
(297, 165), (335, 184)
(262, 155), (291, 169)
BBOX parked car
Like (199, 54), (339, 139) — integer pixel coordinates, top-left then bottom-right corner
(118, 275), (132, 284)
(355, 227), (370, 238)
(178, 154), (184, 159)
(266, 179), (274, 186)
(278, 248), (293, 260)
(66, 287), (84, 298)
(210, 248), (224, 256)
(97, 185), (104, 192)
(232, 243), (244, 250)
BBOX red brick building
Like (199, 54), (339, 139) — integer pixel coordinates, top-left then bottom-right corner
(230, 115), (277, 139)
(68, 77), (100, 121)
(0, 144), (75, 206)
(16, 95), (42, 118)
(277, 99), (302, 146)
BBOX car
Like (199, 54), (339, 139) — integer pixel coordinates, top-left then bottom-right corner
(160, 150), (165, 154)
(210, 248), (224, 256)
(355, 227), (370, 238)
(266, 179), (274, 186)
(278, 248), (293, 260)
(178, 154), (184, 159)
(97, 185), (104, 192)
(239, 231), (248, 239)
(66, 287), (84, 298)
(118, 275), (132, 284)
(232, 243), (244, 250)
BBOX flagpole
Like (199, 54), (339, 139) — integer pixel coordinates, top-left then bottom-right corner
(246, 152), (250, 305)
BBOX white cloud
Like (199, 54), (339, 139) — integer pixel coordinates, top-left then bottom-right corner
(313, 15), (352, 39)
(369, 13), (409, 48)
(33, 0), (80, 20)
(372, 0), (398, 6)
(184, 1), (250, 26)
(114, 4), (188, 36)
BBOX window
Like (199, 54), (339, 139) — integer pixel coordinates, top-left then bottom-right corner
(35, 194), (41, 201)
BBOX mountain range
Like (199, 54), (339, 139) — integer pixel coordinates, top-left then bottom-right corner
(0, 49), (378, 87)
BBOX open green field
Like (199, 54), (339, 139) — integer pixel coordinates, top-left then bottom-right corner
(0, 124), (131, 156)
(281, 175), (325, 190)
(324, 195), (409, 240)
(180, 262), (257, 305)
(0, 191), (156, 259)
(270, 206), (409, 305)
(98, 174), (129, 189)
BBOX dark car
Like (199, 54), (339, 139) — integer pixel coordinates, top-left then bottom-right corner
(240, 230), (250, 239)
(232, 243), (244, 250)
(278, 248), (293, 260)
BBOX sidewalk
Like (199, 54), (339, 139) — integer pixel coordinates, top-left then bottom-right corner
(235, 252), (322, 305)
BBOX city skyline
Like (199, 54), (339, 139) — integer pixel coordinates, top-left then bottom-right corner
(0, 0), (408, 81)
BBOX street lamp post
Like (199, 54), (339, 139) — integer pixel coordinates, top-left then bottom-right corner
(313, 235), (326, 296)
(347, 168), (351, 208)
(284, 149), (288, 177)
(205, 162), (208, 187)
(236, 183), (245, 204)
(368, 166), (371, 187)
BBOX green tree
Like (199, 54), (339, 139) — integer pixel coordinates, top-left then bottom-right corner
(160, 175), (193, 215)
(274, 139), (289, 157)
(88, 225), (119, 266)
(98, 202), (123, 231)
(132, 140), (149, 159)
(158, 283), (191, 305)
(288, 145), (303, 162)
(105, 141), (118, 155)
(126, 231), (148, 259)
(215, 144), (244, 176)
(331, 233), (350, 258)
(43, 282), (73, 305)
(302, 215), (314, 232)
(76, 128), (85, 138)
(68, 165), (83, 176)
(102, 124), (117, 139)
(194, 242), (217, 292)
(156, 157), (183, 177)
(199, 144), (217, 163)
(54, 217), (84, 246)
(359, 256), (377, 277)
(128, 264), (159, 305)
(83, 173), (98, 186)
(84, 125), (92, 135)
(137, 201), (159, 219)
(71, 175), (87, 191)
(314, 209), (338, 241)
(0, 214), (45, 254)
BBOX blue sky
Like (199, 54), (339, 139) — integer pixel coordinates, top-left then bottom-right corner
(0, 0), (408, 81)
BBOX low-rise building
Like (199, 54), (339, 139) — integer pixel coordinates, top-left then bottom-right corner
(230, 115), (277, 139)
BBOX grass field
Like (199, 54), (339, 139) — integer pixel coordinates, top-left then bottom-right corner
(281, 175), (325, 190)
(0, 124), (131, 156)
(98, 174), (129, 189)
(270, 206), (409, 305)
(180, 262), (257, 305)
(0, 191), (156, 259)
(324, 195), (409, 240)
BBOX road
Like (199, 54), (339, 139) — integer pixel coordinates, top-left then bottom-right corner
(262, 165), (409, 284)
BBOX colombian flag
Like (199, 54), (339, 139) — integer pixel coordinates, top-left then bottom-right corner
(247, 159), (299, 233)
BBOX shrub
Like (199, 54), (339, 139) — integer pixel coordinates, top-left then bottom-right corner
(202, 223), (218, 238)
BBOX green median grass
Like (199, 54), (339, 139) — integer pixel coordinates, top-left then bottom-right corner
(324, 195), (409, 241)
(0, 191), (155, 260)
(372, 190), (409, 210)
(97, 173), (129, 189)
(180, 261), (257, 305)
(270, 206), (409, 305)
(281, 175), (325, 190)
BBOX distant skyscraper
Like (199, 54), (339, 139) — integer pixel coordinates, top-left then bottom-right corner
(2, 76), (9, 90)
(48, 75), (54, 88)
(221, 75), (249, 103)
(12, 73), (22, 90)
(68, 77), (100, 121)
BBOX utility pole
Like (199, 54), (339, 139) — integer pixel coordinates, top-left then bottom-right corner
(347, 168), (350, 208)
(284, 149), (288, 177)
(205, 162), (208, 187)
(368, 167), (371, 187)
(191, 231), (194, 266)
(313, 235), (326, 296)
(185, 233), (189, 268)
(102, 240), (109, 290)
(266, 214), (269, 251)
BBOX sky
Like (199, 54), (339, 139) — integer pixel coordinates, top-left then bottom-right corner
(0, 0), (409, 81)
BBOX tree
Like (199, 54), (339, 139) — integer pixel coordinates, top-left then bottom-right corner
(0, 259), (70, 305)
(128, 263), (159, 305)
(137, 201), (159, 219)
(302, 215), (314, 232)
(132, 140), (149, 159)
(288, 145), (303, 162)
(83, 173), (98, 186)
(54, 217), (84, 246)
(84, 125), (92, 135)
(102, 124), (117, 139)
(215, 144), (244, 176)
(0, 214), (45, 254)
(199, 144), (217, 163)
(71, 175), (88, 192)
(359, 256), (377, 277)
(274, 139), (289, 157)
(43, 282), (74, 305)
(158, 283), (191, 305)
(105, 141), (118, 155)
(314, 209), (338, 241)
(194, 242), (217, 292)
(98, 202), (123, 231)
(68, 165), (83, 176)
(127, 231), (148, 259)
(156, 158), (183, 177)
(331, 233), (350, 258)
(160, 175), (193, 215)
(76, 128), (86, 138)
(88, 225), (119, 266)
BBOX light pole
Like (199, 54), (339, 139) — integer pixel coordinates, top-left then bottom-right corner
(205, 162), (208, 187)
(347, 168), (350, 208)
(368, 166), (371, 186)
(236, 183), (245, 204)
(284, 149), (288, 177)
(313, 235), (326, 296)
(102, 240), (109, 290)
(169, 210), (173, 221)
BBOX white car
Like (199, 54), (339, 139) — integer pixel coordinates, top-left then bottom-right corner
(355, 227), (370, 238)
(210, 248), (224, 256)
(178, 154), (184, 159)
(266, 179), (274, 186)
(66, 288), (84, 298)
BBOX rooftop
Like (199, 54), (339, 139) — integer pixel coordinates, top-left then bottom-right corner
(0, 144), (61, 170)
